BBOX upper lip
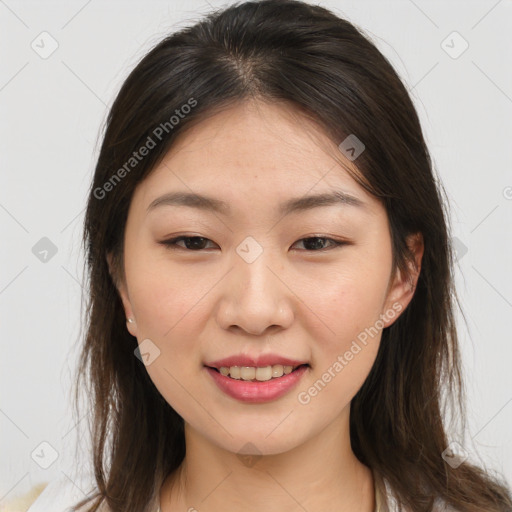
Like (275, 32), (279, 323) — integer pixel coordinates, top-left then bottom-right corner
(204, 354), (309, 369)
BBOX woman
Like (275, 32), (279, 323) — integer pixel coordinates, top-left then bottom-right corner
(21, 0), (512, 511)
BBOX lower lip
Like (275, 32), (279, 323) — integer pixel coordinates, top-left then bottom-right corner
(205, 365), (309, 403)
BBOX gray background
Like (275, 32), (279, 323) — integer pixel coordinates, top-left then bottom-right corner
(1, 0), (511, 502)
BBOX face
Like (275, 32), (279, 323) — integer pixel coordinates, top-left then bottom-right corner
(110, 100), (422, 456)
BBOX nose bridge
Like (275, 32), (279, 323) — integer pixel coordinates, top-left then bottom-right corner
(234, 237), (282, 304)
(216, 236), (294, 334)
(244, 250), (278, 289)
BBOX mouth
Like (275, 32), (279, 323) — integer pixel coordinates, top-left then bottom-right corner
(205, 363), (310, 382)
(204, 362), (310, 403)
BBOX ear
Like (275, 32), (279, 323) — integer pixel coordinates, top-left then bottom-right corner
(381, 232), (424, 328)
(106, 252), (137, 337)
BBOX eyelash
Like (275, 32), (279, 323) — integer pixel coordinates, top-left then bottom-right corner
(159, 235), (348, 252)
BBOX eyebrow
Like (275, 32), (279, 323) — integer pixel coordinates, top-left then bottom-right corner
(146, 190), (366, 217)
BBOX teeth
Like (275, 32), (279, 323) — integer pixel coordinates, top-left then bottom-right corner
(218, 364), (300, 381)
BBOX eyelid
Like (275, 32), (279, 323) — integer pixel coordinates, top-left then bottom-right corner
(158, 235), (351, 252)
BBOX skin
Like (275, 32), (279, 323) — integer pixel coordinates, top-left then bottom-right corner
(108, 99), (424, 512)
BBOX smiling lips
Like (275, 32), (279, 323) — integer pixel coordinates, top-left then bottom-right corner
(204, 353), (309, 369)
(203, 353), (310, 403)
(204, 354), (309, 383)
(216, 364), (303, 381)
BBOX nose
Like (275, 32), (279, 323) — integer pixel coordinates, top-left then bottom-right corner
(215, 249), (295, 336)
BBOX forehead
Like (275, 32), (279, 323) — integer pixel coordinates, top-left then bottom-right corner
(162, 100), (354, 176)
(134, 100), (380, 215)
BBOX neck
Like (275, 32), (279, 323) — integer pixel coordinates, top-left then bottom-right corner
(160, 408), (375, 512)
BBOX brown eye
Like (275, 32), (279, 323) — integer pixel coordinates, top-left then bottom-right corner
(160, 236), (218, 251)
(159, 235), (348, 252)
(292, 237), (346, 251)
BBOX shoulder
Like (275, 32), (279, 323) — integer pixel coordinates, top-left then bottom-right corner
(1, 472), (98, 512)
(0, 481), (48, 512)
(379, 477), (460, 512)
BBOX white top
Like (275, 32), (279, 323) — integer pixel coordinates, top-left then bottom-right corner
(21, 472), (159, 512)
(21, 471), (379, 512)
(22, 470), (453, 512)
(25, 472), (100, 512)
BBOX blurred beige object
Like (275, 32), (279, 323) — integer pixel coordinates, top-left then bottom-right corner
(0, 482), (49, 512)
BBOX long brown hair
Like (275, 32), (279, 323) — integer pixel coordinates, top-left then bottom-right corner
(73, 1), (512, 511)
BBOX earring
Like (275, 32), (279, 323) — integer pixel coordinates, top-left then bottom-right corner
(127, 318), (134, 324)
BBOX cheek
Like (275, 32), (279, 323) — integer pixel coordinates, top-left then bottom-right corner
(311, 281), (383, 363)
(124, 258), (208, 410)
(123, 260), (214, 389)
(301, 255), (390, 386)
(300, 283), (383, 408)
(125, 245), (206, 333)
(308, 257), (390, 333)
